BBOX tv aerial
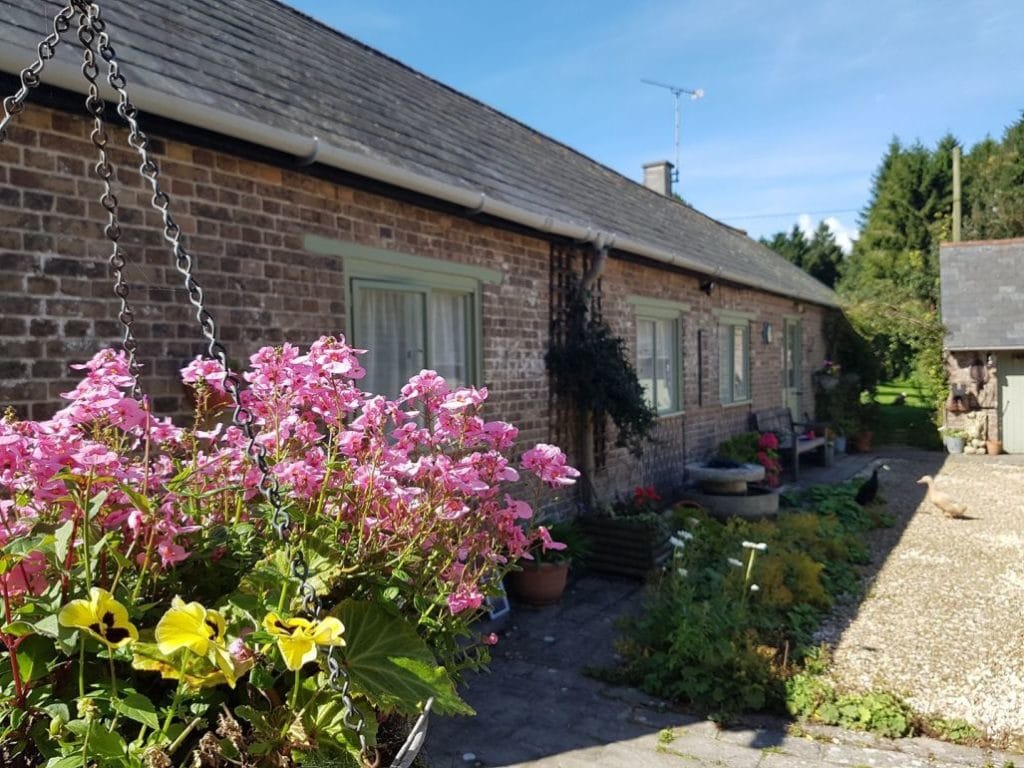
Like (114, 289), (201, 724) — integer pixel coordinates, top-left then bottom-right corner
(641, 78), (704, 183)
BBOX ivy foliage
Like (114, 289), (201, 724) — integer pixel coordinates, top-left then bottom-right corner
(546, 283), (657, 456)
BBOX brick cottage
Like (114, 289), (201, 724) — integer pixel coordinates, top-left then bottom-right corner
(0, 0), (836, 502)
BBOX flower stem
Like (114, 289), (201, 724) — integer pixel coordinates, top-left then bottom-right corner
(290, 669), (301, 711)
(81, 480), (94, 593)
(78, 638), (86, 699)
(107, 651), (119, 704)
(161, 657), (189, 741)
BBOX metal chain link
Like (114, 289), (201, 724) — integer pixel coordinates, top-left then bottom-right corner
(0, 2), (75, 142)
(76, 4), (142, 397)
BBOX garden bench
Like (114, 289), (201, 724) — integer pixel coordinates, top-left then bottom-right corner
(751, 407), (827, 481)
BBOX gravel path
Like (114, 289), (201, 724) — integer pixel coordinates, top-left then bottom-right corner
(817, 450), (1024, 747)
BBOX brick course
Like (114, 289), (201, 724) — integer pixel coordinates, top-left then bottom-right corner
(1, 103), (827, 502)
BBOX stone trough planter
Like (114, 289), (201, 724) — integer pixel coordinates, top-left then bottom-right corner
(682, 485), (780, 521)
(684, 462), (780, 520)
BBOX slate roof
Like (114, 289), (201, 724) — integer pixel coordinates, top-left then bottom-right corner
(2, 0), (836, 306)
(940, 239), (1024, 350)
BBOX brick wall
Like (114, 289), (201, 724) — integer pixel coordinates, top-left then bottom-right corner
(0, 104), (551, 453)
(0, 102), (829, 504)
(595, 257), (827, 499)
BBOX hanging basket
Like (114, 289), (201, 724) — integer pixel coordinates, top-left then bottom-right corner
(0, 5), (531, 766)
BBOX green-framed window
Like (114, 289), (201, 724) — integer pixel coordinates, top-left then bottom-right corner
(628, 296), (687, 416)
(303, 236), (502, 397)
(718, 314), (751, 405)
(351, 280), (475, 396)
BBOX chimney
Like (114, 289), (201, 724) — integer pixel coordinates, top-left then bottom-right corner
(643, 161), (674, 196)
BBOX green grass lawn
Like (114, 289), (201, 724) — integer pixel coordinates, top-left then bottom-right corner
(871, 381), (943, 449)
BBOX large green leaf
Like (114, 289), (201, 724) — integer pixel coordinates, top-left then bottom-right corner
(333, 601), (472, 716)
(16, 634), (55, 683)
(112, 690), (160, 730)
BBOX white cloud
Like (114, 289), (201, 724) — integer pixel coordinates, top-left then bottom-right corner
(796, 214), (857, 255)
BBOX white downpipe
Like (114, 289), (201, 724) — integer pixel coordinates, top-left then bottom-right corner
(0, 43), (833, 304)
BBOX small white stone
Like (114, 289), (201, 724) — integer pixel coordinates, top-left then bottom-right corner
(543, 635), (555, 643)
(462, 753), (476, 763)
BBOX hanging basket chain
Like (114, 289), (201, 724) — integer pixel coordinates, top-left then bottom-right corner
(0, 2), (75, 142)
(1, 3), (436, 764)
(77, 7), (142, 397)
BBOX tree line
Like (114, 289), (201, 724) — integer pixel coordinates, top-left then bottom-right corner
(762, 112), (1024, 408)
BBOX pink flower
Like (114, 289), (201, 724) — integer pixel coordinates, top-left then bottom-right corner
(536, 525), (567, 554)
(180, 356), (229, 391)
(446, 588), (484, 615)
(521, 444), (580, 487)
(156, 540), (189, 568)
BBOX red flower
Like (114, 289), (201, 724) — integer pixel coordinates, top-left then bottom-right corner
(758, 432), (779, 451)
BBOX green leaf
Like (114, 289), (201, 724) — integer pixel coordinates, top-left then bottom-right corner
(117, 484), (153, 516)
(16, 634), (56, 683)
(86, 490), (110, 522)
(86, 724), (127, 758)
(334, 601), (472, 716)
(54, 519), (75, 565)
(45, 755), (84, 768)
(112, 690), (160, 729)
(2, 621), (34, 637)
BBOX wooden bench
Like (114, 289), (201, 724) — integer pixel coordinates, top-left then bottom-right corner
(751, 407), (827, 481)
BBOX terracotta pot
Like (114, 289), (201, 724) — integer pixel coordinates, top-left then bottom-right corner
(986, 439), (1002, 456)
(510, 561), (569, 606)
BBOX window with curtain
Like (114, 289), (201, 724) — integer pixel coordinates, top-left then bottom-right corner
(719, 321), (750, 404)
(636, 315), (679, 414)
(352, 279), (474, 397)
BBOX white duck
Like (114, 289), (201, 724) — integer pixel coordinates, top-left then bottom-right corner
(916, 475), (968, 519)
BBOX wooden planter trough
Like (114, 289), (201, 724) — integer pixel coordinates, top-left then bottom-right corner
(578, 514), (672, 578)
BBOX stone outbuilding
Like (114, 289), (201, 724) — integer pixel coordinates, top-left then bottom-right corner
(939, 238), (1024, 453)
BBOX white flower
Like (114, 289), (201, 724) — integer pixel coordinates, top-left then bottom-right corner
(669, 536), (687, 549)
(750, 584), (760, 592)
(687, 517), (700, 528)
(741, 541), (768, 552)
(676, 568), (688, 578)
(675, 529), (694, 541)
(727, 558), (743, 568)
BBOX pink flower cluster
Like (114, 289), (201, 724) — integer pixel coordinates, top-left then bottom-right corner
(0, 337), (578, 617)
(756, 432), (782, 488)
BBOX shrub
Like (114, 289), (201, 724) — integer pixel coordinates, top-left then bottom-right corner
(604, 483), (893, 721)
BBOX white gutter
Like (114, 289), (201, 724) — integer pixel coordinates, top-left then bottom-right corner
(0, 43), (835, 306)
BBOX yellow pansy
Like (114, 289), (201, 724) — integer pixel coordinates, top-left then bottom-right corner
(263, 613), (345, 672)
(58, 587), (138, 649)
(155, 596), (238, 686)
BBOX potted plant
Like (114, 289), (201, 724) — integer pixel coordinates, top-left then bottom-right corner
(509, 521), (590, 606)
(579, 486), (673, 577)
(940, 426), (969, 454)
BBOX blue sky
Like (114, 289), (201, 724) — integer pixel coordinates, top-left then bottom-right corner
(289, 1), (1023, 249)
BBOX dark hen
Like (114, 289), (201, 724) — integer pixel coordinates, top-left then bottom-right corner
(855, 468), (879, 505)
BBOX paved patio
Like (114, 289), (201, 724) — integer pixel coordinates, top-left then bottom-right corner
(421, 450), (1023, 768)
